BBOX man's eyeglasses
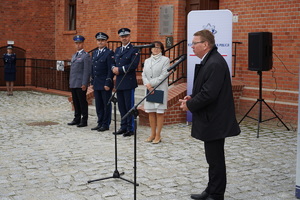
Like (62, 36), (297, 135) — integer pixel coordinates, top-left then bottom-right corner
(191, 41), (205, 46)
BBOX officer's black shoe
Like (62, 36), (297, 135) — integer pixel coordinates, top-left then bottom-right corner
(123, 131), (134, 137)
(77, 123), (87, 127)
(98, 127), (109, 132)
(67, 121), (80, 126)
(113, 129), (126, 135)
(191, 191), (209, 200)
(91, 125), (101, 130)
(206, 196), (216, 200)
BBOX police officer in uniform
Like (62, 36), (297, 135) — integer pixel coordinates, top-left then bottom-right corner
(3, 45), (16, 96)
(67, 35), (91, 127)
(90, 32), (115, 132)
(112, 28), (140, 137)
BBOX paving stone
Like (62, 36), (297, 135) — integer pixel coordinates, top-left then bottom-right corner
(0, 91), (298, 199)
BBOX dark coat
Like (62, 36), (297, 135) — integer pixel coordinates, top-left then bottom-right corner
(3, 53), (16, 73)
(91, 47), (114, 90)
(113, 43), (140, 90)
(69, 50), (91, 88)
(186, 46), (240, 142)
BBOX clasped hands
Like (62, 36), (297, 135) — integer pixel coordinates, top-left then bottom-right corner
(179, 96), (191, 111)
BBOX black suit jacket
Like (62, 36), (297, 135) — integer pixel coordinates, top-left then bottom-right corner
(187, 46), (240, 142)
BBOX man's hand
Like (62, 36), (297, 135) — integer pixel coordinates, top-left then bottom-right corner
(112, 67), (119, 75)
(81, 85), (87, 91)
(104, 86), (110, 91)
(183, 95), (192, 101)
(179, 99), (188, 111)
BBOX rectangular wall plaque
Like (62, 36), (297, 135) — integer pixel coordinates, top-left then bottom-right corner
(159, 5), (173, 35)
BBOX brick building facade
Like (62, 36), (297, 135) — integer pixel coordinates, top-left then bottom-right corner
(0, 0), (299, 125)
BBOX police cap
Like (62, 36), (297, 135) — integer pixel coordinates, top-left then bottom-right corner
(118, 28), (131, 36)
(95, 32), (109, 40)
(73, 35), (85, 42)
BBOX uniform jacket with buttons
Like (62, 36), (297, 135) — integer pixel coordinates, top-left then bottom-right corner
(91, 47), (114, 90)
(69, 50), (91, 88)
(113, 43), (140, 90)
(186, 46), (240, 142)
(3, 53), (16, 73)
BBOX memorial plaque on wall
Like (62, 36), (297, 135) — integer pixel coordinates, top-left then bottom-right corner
(159, 5), (174, 35)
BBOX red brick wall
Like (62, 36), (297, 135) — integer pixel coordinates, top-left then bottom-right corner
(138, 82), (187, 126)
(1, 0), (299, 125)
(0, 0), (56, 59)
(220, 0), (300, 125)
(53, 0), (187, 61)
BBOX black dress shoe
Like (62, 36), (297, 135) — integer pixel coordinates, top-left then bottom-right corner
(123, 131), (134, 137)
(113, 129), (126, 135)
(67, 121), (80, 125)
(191, 191), (209, 200)
(91, 125), (101, 130)
(97, 127), (109, 132)
(206, 197), (216, 200)
(77, 123), (87, 127)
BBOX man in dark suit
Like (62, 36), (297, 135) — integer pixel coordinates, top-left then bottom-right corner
(112, 28), (140, 137)
(179, 30), (240, 200)
(68, 35), (91, 128)
(90, 32), (114, 132)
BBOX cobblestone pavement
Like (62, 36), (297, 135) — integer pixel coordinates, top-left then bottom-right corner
(0, 91), (298, 200)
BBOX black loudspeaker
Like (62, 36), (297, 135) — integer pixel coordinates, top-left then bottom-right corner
(248, 32), (273, 71)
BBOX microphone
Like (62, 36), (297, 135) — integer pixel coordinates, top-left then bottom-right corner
(167, 55), (186, 72)
(133, 43), (155, 48)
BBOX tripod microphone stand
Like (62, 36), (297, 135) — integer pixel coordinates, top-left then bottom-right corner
(122, 55), (186, 200)
(238, 71), (290, 137)
(87, 48), (141, 186)
(87, 94), (135, 184)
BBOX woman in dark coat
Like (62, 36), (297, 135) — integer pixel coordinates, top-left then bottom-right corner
(3, 45), (16, 96)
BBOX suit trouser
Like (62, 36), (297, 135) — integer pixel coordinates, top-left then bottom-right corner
(94, 89), (112, 128)
(117, 89), (135, 132)
(204, 138), (226, 200)
(71, 88), (88, 124)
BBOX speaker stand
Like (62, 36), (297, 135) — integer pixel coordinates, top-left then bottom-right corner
(239, 71), (289, 137)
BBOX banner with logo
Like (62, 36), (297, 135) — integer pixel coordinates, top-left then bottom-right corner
(186, 10), (233, 122)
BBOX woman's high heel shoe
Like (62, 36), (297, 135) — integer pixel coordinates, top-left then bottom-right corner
(145, 137), (154, 142)
(152, 138), (161, 144)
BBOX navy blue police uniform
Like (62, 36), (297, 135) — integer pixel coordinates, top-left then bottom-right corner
(91, 32), (115, 131)
(112, 28), (140, 136)
(3, 45), (16, 82)
(68, 35), (91, 127)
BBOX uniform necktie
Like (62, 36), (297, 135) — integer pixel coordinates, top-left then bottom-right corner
(75, 52), (78, 57)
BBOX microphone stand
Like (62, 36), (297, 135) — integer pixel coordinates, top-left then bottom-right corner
(122, 66), (179, 200)
(87, 48), (141, 187)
